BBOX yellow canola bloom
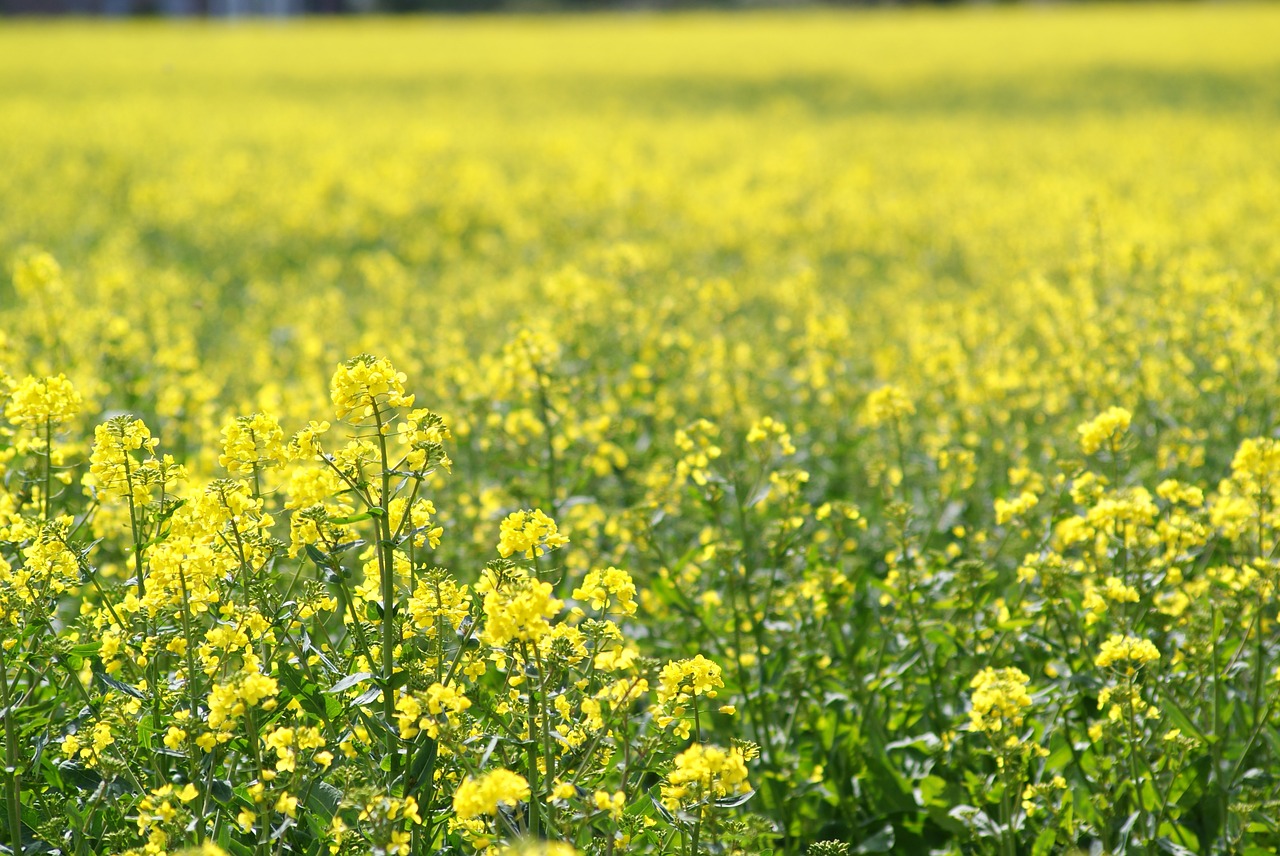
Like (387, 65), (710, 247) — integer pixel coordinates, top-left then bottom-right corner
(1077, 407), (1132, 455)
(452, 769), (531, 820)
(330, 355), (414, 422)
(1095, 635), (1161, 670)
(968, 667), (1033, 734)
(497, 509), (569, 559)
(5, 374), (82, 427)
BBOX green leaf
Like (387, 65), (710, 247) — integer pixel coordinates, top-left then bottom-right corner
(854, 825), (895, 853)
(305, 780), (343, 822)
(351, 687), (382, 708)
(328, 512), (372, 525)
(326, 672), (375, 694)
(714, 788), (755, 808)
(96, 671), (147, 701)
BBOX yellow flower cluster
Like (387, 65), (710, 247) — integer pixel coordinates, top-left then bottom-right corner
(1095, 635), (1161, 670)
(496, 509), (569, 559)
(452, 769), (531, 819)
(1077, 407), (1132, 455)
(478, 567), (564, 648)
(87, 415), (161, 502)
(2, 7), (1280, 854)
(660, 743), (751, 814)
(571, 566), (637, 615)
(395, 682), (472, 739)
(330, 354), (414, 422)
(862, 385), (915, 427)
(207, 666), (279, 730)
(4, 374), (82, 427)
(968, 667), (1033, 734)
(218, 412), (285, 477)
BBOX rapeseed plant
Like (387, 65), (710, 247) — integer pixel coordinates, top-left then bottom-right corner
(1, 6), (1280, 854)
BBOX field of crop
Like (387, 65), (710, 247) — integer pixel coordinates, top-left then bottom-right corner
(2, 5), (1280, 855)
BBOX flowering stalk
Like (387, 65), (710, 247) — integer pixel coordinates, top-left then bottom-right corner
(0, 642), (21, 856)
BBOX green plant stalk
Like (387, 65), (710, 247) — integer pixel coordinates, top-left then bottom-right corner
(122, 450), (166, 783)
(177, 565), (206, 843)
(372, 401), (401, 784)
(245, 707), (268, 856)
(0, 643), (22, 856)
(44, 417), (53, 521)
(1120, 682), (1153, 855)
(524, 653), (542, 838)
(997, 759), (1015, 856)
(532, 356), (559, 517)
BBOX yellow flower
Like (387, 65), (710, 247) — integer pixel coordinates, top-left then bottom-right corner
(968, 667), (1033, 734)
(863, 385), (915, 427)
(452, 769), (531, 819)
(219, 412), (285, 476)
(660, 743), (751, 814)
(1095, 635), (1161, 670)
(88, 415), (160, 501)
(4, 373), (82, 427)
(478, 566), (564, 647)
(1077, 407), (1132, 455)
(572, 566), (637, 615)
(330, 354), (414, 421)
(592, 790), (625, 820)
(497, 509), (569, 559)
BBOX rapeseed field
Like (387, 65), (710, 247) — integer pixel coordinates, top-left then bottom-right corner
(2, 5), (1280, 854)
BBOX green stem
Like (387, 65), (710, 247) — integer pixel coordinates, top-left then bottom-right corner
(372, 402), (400, 784)
(43, 417), (53, 521)
(0, 644), (22, 856)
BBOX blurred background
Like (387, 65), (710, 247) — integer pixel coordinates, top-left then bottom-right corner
(1, 0), (1111, 20)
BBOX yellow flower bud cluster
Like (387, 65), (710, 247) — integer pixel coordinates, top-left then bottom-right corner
(1077, 406), (1132, 455)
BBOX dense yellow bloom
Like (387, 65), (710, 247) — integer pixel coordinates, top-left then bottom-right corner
(406, 573), (471, 637)
(496, 509), (569, 559)
(863, 385), (915, 427)
(5, 8), (1280, 853)
(330, 355), (414, 421)
(88, 415), (160, 501)
(572, 566), (637, 615)
(397, 683), (471, 739)
(206, 666), (279, 730)
(1095, 635), (1161, 670)
(219, 412), (285, 476)
(661, 743), (751, 813)
(968, 667), (1033, 734)
(7, 524), (81, 602)
(479, 567), (564, 648)
(452, 769), (531, 819)
(4, 373), (82, 427)
(657, 655), (724, 704)
(1077, 407), (1132, 455)
(286, 421), (331, 462)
